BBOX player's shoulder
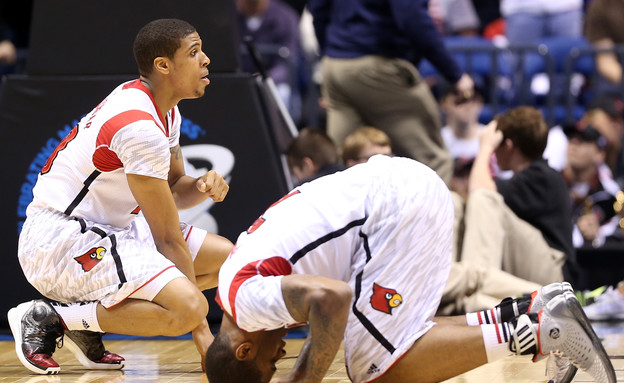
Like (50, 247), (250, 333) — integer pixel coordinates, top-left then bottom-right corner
(93, 82), (160, 127)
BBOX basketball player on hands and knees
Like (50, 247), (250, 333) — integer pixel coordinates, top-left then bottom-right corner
(8, 18), (232, 374)
(205, 155), (616, 383)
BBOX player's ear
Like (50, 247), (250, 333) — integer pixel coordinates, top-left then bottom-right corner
(153, 57), (170, 74)
(302, 157), (317, 174)
(234, 341), (256, 361)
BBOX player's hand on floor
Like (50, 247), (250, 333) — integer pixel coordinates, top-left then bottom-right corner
(196, 170), (229, 202)
(191, 319), (214, 373)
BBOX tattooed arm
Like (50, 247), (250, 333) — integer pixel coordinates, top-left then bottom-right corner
(167, 144), (229, 209)
(274, 275), (352, 383)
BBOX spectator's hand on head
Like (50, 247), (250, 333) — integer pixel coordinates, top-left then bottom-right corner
(455, 73), (475, 102)
(479, 120), (504, 153)
(196, 170), (229, 202)
(577, 213), (600, 241)
(0, 40), (17, 65)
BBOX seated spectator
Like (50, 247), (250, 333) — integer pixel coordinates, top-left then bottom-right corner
(341, 127), (393, 168)
(440, 89), (485, 200)
(584, 0), (624, 85)
(452, 106), (575, 298)
(0, 1), (32, 76)
(562, 123), (622, 248)
(236, 0), (301, 114)
(501, 0), (583, 47)
(544, 94), (624, 184)
(429, 0), (481, 36)
(286, 127), (344, 185)
(441, 107), (576, 314)
(585, 96), (624, 186)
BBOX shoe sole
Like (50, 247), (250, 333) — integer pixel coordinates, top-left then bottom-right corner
(63, 335), (125, 370)
(562, 293), (617, 383)
(547, 362), (578, 383)
(585, 313), (624, 321)
(7, 302), (60, 375)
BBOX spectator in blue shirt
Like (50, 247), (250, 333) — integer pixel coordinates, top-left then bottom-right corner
(308, 0), (473, 185)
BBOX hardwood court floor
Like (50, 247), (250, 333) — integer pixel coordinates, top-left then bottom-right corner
(0, 323), (623, 382)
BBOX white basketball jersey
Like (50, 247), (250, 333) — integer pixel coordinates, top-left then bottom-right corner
(218, 155), (452, 325)
(217, 156), (454, 382)
(217, 160), (372, 329)
(29, 80), (181, 228)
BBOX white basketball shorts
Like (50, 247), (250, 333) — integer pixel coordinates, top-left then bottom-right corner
(18, 206), (206, 308)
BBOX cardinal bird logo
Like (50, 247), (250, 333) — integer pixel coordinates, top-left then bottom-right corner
(370, 283), (403, 315)
(74, 247), (107, 272)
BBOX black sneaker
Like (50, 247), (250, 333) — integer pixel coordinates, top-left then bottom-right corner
(8, 300), (64, 374)
(64, 330), (125, 369)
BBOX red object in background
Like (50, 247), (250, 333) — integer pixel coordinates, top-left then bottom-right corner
(483, 18), (506, 40)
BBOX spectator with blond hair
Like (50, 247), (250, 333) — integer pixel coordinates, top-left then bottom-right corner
(342, 127), (393, 168)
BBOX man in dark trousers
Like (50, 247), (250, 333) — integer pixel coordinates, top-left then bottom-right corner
(307, 0), (474, 184)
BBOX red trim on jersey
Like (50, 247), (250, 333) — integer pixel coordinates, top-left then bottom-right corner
(122, 79), (142, 90)
(228, 257), (293, 323)
(122, 79), (169, 135)
(215, 287), (223, 309)
(93, 110), (157, 172)
(185, 226), (193, 242)
(105, 265), (177, 309)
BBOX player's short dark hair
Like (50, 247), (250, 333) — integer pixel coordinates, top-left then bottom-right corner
(133, 18), (196, 76)
(496, 106), (548, 161)
(205, 331), (262, 383)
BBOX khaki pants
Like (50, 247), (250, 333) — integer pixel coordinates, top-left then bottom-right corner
(321, 55), (453, 184)
(441, 189), (565, 313)
(461, 189), (565, 284)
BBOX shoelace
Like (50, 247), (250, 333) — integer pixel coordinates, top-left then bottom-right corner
(56, 333), (64, 350)
(545, 353), (569, 382)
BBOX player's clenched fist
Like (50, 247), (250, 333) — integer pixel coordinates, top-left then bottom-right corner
(196, 170), (229, 202)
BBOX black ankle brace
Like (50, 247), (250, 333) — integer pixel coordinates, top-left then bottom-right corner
(497, 295), (532, 323)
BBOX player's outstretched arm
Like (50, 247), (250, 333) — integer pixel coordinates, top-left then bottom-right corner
(168, 144), (229, 209)
(273, 275), (352, 383)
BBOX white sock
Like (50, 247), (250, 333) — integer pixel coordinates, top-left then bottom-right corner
(466, 308), (500, 326)
(480, 323), (513, 363)
(50, 301), (103, 333)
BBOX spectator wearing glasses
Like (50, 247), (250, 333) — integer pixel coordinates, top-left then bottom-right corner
(341, 127), (393, 168)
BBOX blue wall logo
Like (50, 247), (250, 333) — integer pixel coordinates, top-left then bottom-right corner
(17, 117), (234, 235)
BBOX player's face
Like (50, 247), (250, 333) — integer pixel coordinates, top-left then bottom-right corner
(170, 32), (211, 99)
(254, 328), (287, 382)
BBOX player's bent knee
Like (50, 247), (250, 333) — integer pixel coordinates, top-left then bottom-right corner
(168, 290), (208, 334)
(154, 279), (209, 335)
